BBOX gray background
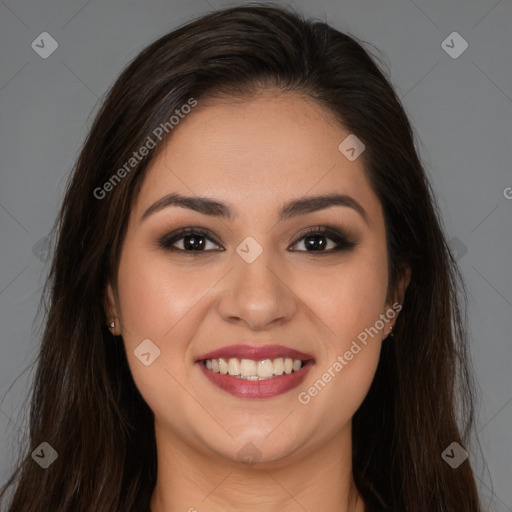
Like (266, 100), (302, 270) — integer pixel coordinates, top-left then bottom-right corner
(0, 0), (511, 510)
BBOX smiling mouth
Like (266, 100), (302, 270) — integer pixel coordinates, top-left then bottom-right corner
(202, 357), (308, 380)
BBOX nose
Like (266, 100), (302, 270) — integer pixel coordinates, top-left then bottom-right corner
(215, 245), (297, 331)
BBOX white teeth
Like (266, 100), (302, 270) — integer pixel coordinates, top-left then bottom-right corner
(257, 359), (274, 378)
(273, 357), (284, 375)
(218, 358), (228, 375)
(240, 359), (257, 377)
(203, 356), (306, 379)
(228, 358), (240, 375)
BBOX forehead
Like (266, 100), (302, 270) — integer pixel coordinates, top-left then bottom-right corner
(134, 93), (382, 224)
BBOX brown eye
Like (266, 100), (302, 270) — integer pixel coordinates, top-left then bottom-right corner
(158, 228), (223, 253)
(289, 226), (357, 254)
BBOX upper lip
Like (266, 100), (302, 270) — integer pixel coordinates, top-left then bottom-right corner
(196, 344), (314, 362)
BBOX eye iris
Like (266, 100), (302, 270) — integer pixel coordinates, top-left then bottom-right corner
(183, 234), (205, 250)
(304, 234), (326, 251)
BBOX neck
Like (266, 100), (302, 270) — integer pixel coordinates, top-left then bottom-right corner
(150, 422), (365, 512)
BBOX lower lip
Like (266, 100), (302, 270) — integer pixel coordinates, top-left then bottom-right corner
(198, 360), (314, 399)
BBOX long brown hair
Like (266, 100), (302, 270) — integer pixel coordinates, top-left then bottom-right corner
(1, 3), (482, 511)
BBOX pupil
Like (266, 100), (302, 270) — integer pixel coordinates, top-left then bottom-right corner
(184, 235), (204, 250)
(305, 235), (325, 251)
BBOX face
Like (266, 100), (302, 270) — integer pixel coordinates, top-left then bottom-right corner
(107, 92), (406, 467)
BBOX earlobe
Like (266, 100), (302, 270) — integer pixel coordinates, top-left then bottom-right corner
(399, 265), (412, 303)
(386, 265), (411, 309)
(104, 283), (120, 335)
(385, 265), (411, 337)
(105, 283), (118, 317)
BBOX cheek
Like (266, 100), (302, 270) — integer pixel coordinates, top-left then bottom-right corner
(295, 252), (388, 423)
(115, 248), (214, 432)
(116, 248), (210, 347)
(114, 248), (201, 393)
(305, 252), (389, 347)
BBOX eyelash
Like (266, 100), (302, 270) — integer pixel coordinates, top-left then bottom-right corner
(157, 226), (358, 256)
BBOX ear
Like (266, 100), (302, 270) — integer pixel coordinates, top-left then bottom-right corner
(395, 265), (411, 305)
(385, 265), (411, 333)
(104, 282), (120, 335)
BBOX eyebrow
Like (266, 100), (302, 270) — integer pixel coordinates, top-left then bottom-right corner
(141, 192), (369, 224)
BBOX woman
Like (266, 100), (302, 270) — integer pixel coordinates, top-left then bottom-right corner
(0, 3), (482, 511)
